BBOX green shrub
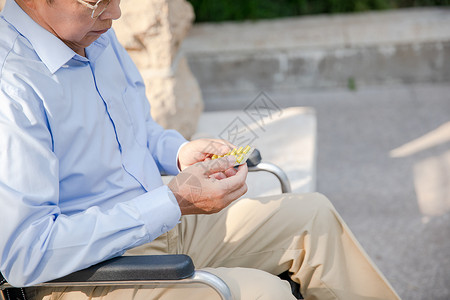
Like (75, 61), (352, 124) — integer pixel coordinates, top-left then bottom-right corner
(188, 0), (450, 22)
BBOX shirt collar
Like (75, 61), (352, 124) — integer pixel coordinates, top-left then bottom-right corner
(86, 33), (110, 63)
(2, 0), (79, 74)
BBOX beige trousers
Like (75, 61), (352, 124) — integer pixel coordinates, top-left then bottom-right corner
(28, 193), (400, 300)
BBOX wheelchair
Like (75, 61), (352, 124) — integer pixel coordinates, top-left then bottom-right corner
(1, 149), (298, 300)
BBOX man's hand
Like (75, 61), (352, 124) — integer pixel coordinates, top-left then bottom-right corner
(168, 155), (248, 215)
(177, 139), (234, 171)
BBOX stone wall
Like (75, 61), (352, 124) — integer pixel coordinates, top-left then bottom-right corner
(113, 0), (203, 139)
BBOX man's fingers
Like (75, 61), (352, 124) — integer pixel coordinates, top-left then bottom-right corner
(223, 167), (238, 177)
(221, 182), (248, 204)
(216, 163), (248, 193)
(198, 159), (247, 196)
(202, 156), (236, 175)
(202, 139), (234, 156)
(171, 160), (248, 215)
(210, 172), (227, 180)
(210, 166), (238, 180)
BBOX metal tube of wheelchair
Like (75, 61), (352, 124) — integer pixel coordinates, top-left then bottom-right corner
(0, 273), (233, 300)
(248, 162), (292, 193)
(191, 270), (233, 300)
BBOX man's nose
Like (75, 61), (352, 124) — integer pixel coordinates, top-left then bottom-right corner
(99, 0), (121, 21)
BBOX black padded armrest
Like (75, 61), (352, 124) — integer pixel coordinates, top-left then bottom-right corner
(246, 148), (262, 167)
(50, 255), (195, 283)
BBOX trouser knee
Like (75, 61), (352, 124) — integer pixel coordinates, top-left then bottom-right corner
(278, 192), (340, 236)
(304, 192), (334, 210)
(205, 267), (296, 300)
(284, 192), (336, 217)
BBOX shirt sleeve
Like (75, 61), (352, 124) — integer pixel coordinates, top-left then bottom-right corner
(0, 80), (181, 287)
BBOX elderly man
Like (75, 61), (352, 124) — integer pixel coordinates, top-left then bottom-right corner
(0, 0), (400, 299)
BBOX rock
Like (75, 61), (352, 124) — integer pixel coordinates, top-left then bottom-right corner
(144, 56), (203, 138)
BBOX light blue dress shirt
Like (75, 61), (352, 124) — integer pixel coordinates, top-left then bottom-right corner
(0, 0), (187, 287)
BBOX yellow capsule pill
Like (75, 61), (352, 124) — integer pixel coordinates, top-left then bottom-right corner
(230, 148), (237, 155)
(243, 145), (251, 154)
(212, 154), (218, 159)
(236, 146), (244, 154)
(236, 154), (244, 163)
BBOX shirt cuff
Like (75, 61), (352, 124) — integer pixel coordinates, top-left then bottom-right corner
(176, 141), (190, 173)
(132, 185), (181, 241)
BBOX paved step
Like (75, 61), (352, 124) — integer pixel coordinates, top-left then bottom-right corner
(181, 8), (450, 102)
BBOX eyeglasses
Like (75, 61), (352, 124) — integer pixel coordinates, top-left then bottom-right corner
(77, 0), (112, 19)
